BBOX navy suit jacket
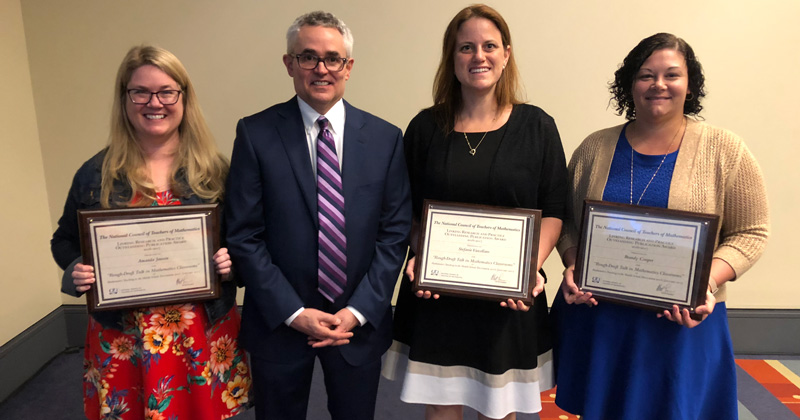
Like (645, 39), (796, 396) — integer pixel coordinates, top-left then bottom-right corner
(225, 97), (411, 366)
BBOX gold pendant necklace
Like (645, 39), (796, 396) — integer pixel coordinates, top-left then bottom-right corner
(463, 131), (489, 156)
(460, 112), (499, 156)
(629, 118), (684, 205)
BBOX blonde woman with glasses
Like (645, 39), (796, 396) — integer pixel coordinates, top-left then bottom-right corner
(51, 45), (251, 420)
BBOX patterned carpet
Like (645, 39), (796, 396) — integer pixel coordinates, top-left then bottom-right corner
(1, 351), (798, 419)
(736, 359), (800, 419)
(537, 359), (800, 419)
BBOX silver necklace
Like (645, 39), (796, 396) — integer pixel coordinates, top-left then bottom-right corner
(629, 118), (684, 205)
(463, 131), (489, 156)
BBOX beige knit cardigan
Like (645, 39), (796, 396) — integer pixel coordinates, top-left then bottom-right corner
(557, 118), (769, 302)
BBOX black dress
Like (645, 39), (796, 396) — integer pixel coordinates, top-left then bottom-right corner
(381, 104), (568, 417)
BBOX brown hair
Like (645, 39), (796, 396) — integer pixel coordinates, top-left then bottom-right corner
(432, 4), (524, 132)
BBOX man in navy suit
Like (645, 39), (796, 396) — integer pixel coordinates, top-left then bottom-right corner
(225, 10), (411, 420)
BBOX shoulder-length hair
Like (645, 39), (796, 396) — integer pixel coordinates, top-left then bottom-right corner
(610, 32), (706, 120)
(432, 4), (524, 132)
(102, 45), (228, 207)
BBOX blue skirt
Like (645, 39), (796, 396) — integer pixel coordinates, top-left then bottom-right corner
(551, 293), (737, 420)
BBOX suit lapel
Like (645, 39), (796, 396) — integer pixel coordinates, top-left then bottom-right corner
(277, 97), (318, 223)
(341, 102), (366, 278)
(341, 100), (367, 225)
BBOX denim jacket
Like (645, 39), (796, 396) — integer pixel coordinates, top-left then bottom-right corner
(51, 149), (236, 330)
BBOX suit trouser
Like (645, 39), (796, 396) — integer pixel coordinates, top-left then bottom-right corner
(250, 345), (382, 420)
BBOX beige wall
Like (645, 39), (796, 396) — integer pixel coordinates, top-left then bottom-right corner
(0, 0), (64, 346)
(6, 0), (796, 346)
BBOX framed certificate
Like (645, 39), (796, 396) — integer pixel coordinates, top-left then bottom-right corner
(574, 200), (719, 317)
(414, 200), (542, 304)
(78, 204), (221, 312)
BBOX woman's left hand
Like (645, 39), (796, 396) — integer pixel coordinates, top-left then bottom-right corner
(213, 247), (232, 281)
(658, 288), (716, 328)
(500, 299), (529, 311)
(499, 271), (544, 312)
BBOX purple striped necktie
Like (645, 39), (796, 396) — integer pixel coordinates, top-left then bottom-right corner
(316, 116), (347, 302)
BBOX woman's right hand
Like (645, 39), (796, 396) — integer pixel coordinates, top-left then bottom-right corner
(72, 263), (95, 293)
(406, 256), (439, 300)
(560, 265), (597, 306)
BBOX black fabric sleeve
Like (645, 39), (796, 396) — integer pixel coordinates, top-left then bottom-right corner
(533, 113), (569, 220)
(51, 169), (86, 271)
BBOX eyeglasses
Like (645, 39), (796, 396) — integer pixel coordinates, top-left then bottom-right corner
(126, 89), (183, 105)
(293, 53), (349, 71)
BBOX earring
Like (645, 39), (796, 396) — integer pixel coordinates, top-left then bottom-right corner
(685, 92), (694, 101)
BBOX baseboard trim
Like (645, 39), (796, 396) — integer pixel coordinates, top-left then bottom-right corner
(62, 305), (88, 348)
(1, 305), (797, 404)
(0, 306), (69, 403)
(728, 309), (800, 355)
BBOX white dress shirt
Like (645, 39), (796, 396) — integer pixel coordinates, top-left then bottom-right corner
(285, 97), (366, 327)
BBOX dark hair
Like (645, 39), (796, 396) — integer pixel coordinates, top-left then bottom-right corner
(432, 4), (523, 132)
(610, 33), (705, 120)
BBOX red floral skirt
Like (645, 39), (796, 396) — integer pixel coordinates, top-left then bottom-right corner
(82, 304), (251, 420)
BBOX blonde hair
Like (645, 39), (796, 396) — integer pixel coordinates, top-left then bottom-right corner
(432, 4), (524, 132)
(102, 45), (228, 207)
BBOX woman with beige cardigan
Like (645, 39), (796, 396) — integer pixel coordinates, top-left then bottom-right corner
(551, 33), (768, 420)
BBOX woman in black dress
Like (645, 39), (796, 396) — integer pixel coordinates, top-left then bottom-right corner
(381, 5), (568, 419)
